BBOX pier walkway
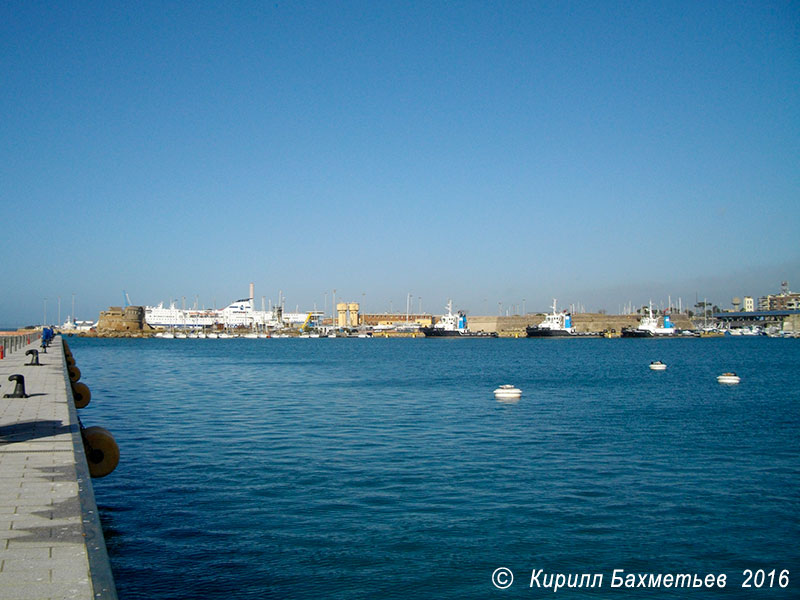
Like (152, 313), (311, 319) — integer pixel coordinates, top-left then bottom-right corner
(0, 335), (116, 600)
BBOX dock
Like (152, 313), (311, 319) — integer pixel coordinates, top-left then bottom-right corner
(0, 334), (116, 600)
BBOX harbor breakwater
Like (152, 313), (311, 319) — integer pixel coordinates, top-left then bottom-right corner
(0, 335), (117, 599)
(466, 313), (695, 334)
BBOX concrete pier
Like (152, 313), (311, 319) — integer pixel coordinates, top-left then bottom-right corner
(0, 336), (116, 600)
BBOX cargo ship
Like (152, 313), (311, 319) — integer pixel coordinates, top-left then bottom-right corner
(525, 299), (575, 337)
(421, 300), (497, 337)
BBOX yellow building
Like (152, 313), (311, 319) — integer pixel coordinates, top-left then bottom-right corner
(336, 302), (362, 327)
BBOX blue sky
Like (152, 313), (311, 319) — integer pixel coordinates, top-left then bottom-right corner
(2, 1), (798, 326)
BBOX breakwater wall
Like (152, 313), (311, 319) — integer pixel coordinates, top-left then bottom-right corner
(0, 335), (117, 599)
(467, 313), (695, 334)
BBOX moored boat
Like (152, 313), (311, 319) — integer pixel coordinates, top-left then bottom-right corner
(526, 299), (575, 337)
(622, 303), (676, 338)
(421, 300), (497, 337)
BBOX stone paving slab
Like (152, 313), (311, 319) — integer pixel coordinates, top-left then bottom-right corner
(0, 336), (116, 600)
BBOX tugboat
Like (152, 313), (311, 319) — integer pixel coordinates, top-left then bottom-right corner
(421, 300), (497, 337)
(621, 303), (676, 338)
(526, 299), (575, 337)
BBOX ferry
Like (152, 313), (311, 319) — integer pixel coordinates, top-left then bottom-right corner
(420, 300), (497, 338)
(144, 297), (280, 331)
(526, 299), (575, 337)
(145, 302), (217, 329)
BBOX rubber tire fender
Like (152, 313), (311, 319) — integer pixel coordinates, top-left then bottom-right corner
(83, 426), (120, 478)
(68, 365), (81, 382)
(71, 382), (91, 409)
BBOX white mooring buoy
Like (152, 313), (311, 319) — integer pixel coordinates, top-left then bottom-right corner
(493, 384), (522, 400)
(717, 372), (741, 384)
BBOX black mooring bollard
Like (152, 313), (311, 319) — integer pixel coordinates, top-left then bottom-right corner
(25, 349), (41, 366)
(3, 374), (29, 398)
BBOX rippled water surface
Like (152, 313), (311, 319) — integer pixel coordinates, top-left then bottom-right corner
(69, 337), (799, 598)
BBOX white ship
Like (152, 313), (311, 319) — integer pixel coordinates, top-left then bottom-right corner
(145, 302), (217, 329)
(144, 284), (280, 331)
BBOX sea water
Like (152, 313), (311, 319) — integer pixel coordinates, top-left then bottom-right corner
(68, 337), (799, 599)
